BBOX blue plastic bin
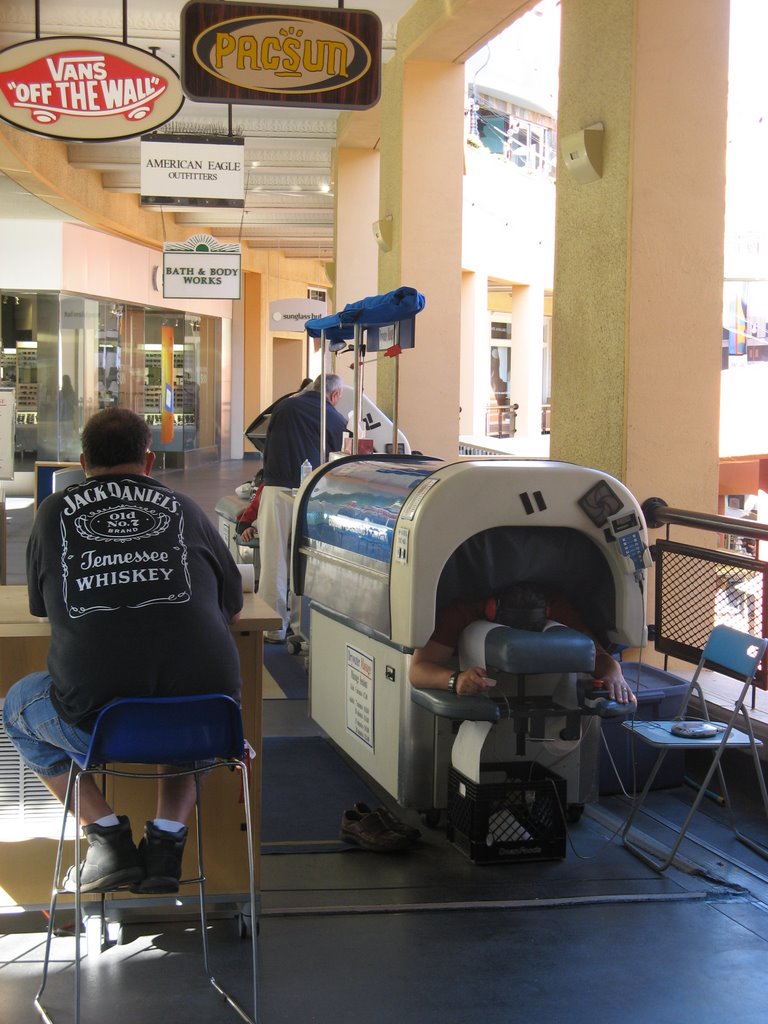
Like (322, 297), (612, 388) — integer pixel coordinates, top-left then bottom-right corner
(599, 662), (690, 795)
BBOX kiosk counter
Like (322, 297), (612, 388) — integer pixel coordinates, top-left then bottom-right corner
(293, 456), (650, 816)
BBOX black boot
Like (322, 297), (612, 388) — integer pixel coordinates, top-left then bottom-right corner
(131, 821), (188, 894)
(64, 816), (143, 893)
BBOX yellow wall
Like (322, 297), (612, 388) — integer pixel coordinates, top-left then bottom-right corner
(551, 0), (635, 476)
(552, 0), (728, 524)
(626, 0), (728, 515)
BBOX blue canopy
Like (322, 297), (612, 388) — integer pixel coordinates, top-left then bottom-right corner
(305, 286), (425, 339)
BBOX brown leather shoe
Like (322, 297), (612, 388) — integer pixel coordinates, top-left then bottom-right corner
(339, 808), (410, 852)
(353, 802), (421, 843)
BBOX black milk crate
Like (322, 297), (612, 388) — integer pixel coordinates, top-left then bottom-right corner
(447, 762), (567, 864)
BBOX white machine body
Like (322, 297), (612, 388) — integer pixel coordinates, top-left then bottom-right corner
(293, 457), (649, 812)
(336, 385), (411, 455)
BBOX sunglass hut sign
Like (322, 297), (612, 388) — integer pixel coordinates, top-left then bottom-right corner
(182, 2), (381, 109)
(0, 36), (183, 141)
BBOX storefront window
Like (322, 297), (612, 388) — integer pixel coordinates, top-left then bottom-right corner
(97, 301), (125, 413)
(0, 290), (222, 472)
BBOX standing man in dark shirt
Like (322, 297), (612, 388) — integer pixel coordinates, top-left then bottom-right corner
(2, 407), (244, 894)
(257, 373), (346, 641)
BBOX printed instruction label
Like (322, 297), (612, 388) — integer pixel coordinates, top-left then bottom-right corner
(345, 644), (374, 751)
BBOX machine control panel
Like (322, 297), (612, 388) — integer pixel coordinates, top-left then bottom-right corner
(607, 510), (652, 573)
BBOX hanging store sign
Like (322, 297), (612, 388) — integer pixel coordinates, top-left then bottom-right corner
(141, 134), (245, 208)
(0, 37), (184, 141)
(269, 298), (327, 333)
(162, 234), (241, 300)
(181, 2), (381, 110)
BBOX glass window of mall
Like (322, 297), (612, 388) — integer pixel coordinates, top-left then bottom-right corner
(1, 291), (222, 470)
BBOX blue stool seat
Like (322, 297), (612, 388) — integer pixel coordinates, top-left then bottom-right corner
(35, 695), (259, 1024)
(80, 694), (246, 766)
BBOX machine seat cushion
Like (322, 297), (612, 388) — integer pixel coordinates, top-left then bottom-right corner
(484, 624), (595, 675)
(410, 688), (500, 723)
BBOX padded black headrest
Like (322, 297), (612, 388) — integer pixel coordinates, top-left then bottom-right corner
(436, 526), (615, 644)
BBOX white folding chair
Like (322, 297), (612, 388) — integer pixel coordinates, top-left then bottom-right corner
(621, 624), (768, 872)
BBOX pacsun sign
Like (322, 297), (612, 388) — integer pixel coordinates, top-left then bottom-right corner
(0, 36), (184, 141)
(181, 2), (381, 109)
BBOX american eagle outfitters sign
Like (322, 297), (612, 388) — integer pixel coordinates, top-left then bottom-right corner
(181, 2), (381, 110)
(141, 134), (245, 207)
(0, 36), (184, 141)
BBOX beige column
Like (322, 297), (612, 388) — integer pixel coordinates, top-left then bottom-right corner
(552, 0), (729, 517)
(510, 284), (545, 442)
(334, 148), (380, 309)
(461, 269), (489, 438)
(375, 58), (466, 460)
(241, 271), (264, 432)
(332, 147), (381, 392)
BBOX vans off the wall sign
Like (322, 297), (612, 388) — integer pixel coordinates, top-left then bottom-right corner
(0, 37), (183, 141)
(181, 2), (381, 109)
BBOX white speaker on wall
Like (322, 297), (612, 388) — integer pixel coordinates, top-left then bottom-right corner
(561, 122), (604, 184)
(372, 215), (393, 252)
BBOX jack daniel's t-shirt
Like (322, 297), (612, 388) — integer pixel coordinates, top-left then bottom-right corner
(27, 473), (244, 726)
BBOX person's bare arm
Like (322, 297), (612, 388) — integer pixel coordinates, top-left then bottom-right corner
(594, 648), (636, 704)
(410, 639), (495, 696)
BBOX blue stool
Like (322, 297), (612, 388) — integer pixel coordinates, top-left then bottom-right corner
(35, 694), (259, 1024)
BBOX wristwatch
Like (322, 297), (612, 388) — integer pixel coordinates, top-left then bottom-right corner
(447, 671), (459, 694)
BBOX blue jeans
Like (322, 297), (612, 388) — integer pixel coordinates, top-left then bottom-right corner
(2, 672), (91, 777)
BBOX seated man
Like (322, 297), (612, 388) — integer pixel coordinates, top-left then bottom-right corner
(2, 408), (244, 894)
(409, 584), (637, 704)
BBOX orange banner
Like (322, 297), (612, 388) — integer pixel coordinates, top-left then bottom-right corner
(161, 325), (175, 443)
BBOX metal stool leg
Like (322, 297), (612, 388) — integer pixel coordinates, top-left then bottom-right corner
(37, 766), (87, 1024)
(35, 763), (78, 1024)
(198, 760), (260, 1024)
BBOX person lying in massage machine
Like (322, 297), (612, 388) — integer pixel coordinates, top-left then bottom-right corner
(409, 583), (636, 705)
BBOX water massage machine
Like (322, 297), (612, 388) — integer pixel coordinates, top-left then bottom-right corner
(291, 456), (650, 819)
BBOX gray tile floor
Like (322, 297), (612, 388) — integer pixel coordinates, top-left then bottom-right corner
(3, 458), (768, 1024)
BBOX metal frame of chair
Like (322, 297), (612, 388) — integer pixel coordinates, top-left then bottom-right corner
(35, 694), (259, 1024)
(621, 624), (768, 872)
